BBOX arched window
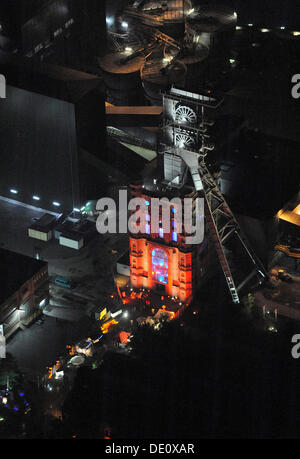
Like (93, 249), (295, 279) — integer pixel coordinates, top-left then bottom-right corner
(152, 248), (168, 284)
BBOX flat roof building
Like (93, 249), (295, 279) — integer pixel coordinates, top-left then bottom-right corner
(0, 248), (48, 338)
(0, 84), (80, 213)
(0, 1), (106, 71)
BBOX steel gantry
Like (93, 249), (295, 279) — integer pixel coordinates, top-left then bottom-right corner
(160, 87), (267, 303)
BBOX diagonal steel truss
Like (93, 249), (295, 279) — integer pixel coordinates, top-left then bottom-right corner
(179, 149), (266, 304)
(197, 160), (266, 304)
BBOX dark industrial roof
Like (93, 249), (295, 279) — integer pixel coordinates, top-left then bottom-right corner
(0, 248), (47, 305)
(0, 84), (79, 213)
(29, 213), (65, 233)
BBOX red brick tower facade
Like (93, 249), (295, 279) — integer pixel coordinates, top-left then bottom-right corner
(129, 184), (195, 303)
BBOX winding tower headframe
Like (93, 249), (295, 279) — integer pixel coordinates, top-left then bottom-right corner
(159, 87), (267, 304)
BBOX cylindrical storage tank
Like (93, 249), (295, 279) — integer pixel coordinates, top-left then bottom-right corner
(141, 55), (187, 105)
(131, 0), (192, 39)
(159, 0), (187, 40)
(98, 50), (145, 105)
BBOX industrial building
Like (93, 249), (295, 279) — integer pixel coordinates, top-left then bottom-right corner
(101, 0), (300, 279)
(0, 248), (48, 338)
(101, 0), (300, 146)
(129, 184), (199, 304)
(100, 2), (237, 105)
(0, 0), (106, 71)
(28, 213), (65, 242)
(54, 217), (97, 250)
(0, 39), (108, 214)
(0, 83), (80, 214)
(126, 87), (266, 313)
(0, 1), (114, 215)
(0, 46), (154, 215)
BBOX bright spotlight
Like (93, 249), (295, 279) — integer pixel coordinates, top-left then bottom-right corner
(121, 21), (128, 29)
(187, 8), (194, 15)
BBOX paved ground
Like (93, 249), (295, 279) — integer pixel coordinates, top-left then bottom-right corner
(0, 197), (129, 373)
(6, 315), (94, 376)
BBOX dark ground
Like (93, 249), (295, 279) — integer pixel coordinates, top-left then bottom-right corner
(48, 275), (300, 439)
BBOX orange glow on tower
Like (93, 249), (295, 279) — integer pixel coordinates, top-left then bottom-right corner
(129, 184), (195, 303)
(130, 237), (193, 302)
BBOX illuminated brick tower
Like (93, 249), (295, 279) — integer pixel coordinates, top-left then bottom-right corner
(128, 88), (217, 305)
(129, 88), (267, 307)
(129, 184), (196, 303)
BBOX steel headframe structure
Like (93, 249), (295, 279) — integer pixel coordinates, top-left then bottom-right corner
(159, 87), (267, 304)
